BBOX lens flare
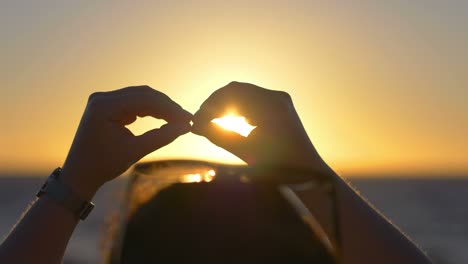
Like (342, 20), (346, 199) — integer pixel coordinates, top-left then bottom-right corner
(211, 115), (256, 137)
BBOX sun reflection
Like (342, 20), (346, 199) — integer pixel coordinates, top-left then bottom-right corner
(181, 173), (202, 183)
(211, 115), (256, 137)
(180, 170), (216, 183)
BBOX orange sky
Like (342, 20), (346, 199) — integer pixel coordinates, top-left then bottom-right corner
(1, 1), (467, 176)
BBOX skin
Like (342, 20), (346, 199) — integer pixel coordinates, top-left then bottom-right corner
(0, 82), (432, 264)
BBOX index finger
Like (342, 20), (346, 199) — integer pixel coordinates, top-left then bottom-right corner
(106, 86), (192, 123)
(193, 81), (287, 125)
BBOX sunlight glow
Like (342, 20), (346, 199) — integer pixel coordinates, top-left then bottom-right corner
(4, 1), (468, 176)
(125, 116), (167, 136)
(211, 115), (256, 137)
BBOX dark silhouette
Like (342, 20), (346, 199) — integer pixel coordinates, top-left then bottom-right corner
(119, 181), (334, 263)
(0, 82), (432, 264)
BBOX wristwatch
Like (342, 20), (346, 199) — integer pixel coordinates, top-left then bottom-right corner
(36, 167), (95, 220)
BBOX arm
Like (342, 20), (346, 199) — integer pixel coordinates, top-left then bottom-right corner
(332, 170), (431, 263)
(192, 81), (432, 264)
(0, 86), (192, 264)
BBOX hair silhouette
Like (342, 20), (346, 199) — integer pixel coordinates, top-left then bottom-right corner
(116, 179), (335, 263)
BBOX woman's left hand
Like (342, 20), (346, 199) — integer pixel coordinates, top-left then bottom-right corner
(60, 86), (192, 198)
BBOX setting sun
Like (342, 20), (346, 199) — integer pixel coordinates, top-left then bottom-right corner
(211, 115), (256, 137)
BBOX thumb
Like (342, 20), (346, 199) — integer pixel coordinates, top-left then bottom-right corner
(132, 122), (191, 159)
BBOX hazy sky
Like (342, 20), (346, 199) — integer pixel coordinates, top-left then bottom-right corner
(1, 1), (467, 176)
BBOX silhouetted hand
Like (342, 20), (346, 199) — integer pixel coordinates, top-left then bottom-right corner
(61, 86), (192, 198)
(192, 81), (326, 171)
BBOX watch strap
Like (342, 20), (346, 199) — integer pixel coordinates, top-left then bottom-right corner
(37, 168), (95, 220)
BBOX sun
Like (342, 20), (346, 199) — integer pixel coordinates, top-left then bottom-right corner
(211, 115), (256, 137)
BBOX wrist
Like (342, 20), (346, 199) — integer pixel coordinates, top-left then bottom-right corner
(284, 145), (328, 171)
(59, 168), (101, 201)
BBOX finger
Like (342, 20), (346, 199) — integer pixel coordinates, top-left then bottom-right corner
(107, 86), (192, 123)
(192, 120), (247, 156)
(192, 104), (221, 124)
(118, 115), (137, 126)
(131, 122), (191, 160)
(194, 81), (287, 125)
(93, 85), (166, 97)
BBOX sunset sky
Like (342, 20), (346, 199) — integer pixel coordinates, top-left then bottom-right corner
(1, 1), (467, 176)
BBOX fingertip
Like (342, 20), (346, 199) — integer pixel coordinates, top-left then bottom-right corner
(180, 108), (193, 120)
(192, 110), (213, 125)
(179, 115), (192, 125)
(168, 105), (192, 123)
(163, 121), (192, 135)
(190, 121), (204, 135)
(178, 122), (192, 135)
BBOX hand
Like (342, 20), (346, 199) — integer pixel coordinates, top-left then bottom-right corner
(192, 81), (327, 171)
(60, 86), (192, 198)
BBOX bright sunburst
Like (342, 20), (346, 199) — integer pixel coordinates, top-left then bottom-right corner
(211, 115), (256, 137)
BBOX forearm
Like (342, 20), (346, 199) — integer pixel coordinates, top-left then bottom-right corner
(0, 170), (98, 264)
(325, 166), (432, 264)
(0, 196), (79, 264)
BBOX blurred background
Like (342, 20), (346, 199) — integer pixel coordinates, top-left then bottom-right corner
(1, 1), (467, 263)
